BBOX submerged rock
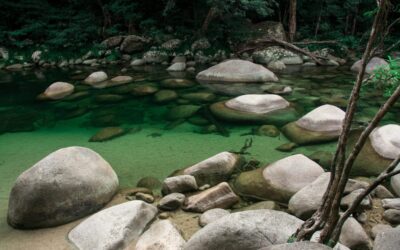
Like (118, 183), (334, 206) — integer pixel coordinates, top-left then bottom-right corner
(181, 92), (216, 103)
(161, 78), (195, 88)
(135, 220), (186, 250)
(110, 75), (133, 85)
(154, 90), (178, 103)
(210, 94), (297, 125)
(234, 154), (324, 203)
(282, 105), (345, 145)
(184, 209), (302, 250)
(89, 127), (128, 142)
(43, 82), (74, 100)
(131, 85), (158, 96)
(183, 182), (239, 212)
(166, 105), (201, 120)
(174, 151), (244, 186)
(196, 59), (279, 84)
(8, 146), (119, 229)
(69, 201), (157, 250)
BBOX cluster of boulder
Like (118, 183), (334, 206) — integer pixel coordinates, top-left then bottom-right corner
(6, 142), (400, 249)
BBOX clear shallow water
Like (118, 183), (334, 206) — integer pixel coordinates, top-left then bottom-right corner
(0, 64), (399, 236)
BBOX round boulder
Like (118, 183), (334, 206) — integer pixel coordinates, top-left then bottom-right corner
(43, 82), (74, 100)
(210, 94), (298, 126)
(234, 154), (324, 203)
(196, 59), (279, 84)
(84, 71), (108, 85)
(351, 57), (389, 74)
(7, 146), (119, 229)
(282, 105), (345, 145)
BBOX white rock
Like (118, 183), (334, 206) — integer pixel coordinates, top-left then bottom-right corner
(370, 124), (400, 159)
(196, 59), (279, 83)
(184, 209), (303, 250)
(382, 198), (400, 210)
(263, 154), (325, 195)
(268, 60), (286, 71)
(7, 146), (119, 229)
(391, 163), (400, 197)
(339, 217), (371, 249)
(167, 62), (186, 72)
(296, 105), (345, 133)
(110, 75), (133, 85)
(182, 151), (243, 186)
(225, 94), (290, 114)
(281, 56), (303, 65)
(162, 175), (198, 195)
(69, 201), (157, 250)
(262, 242), (335, 250)
(135, 220), (186, 250)
(44, 82), (74, 100)
(31, 50), (42, 63)
(289, 172), (330, 219)
(131, 59), (145, 66)
(351, 57), (389, 74)
(371, 224), (393, 239)
(84, 71), (108, 84)
(158, 193), (186, 211)
(199, 208), (230, 227)
(373, 227), (400, 250)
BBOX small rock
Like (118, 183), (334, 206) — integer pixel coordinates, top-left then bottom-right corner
(183, 182), (239, 213)
(372, 185), (394, 199)
(382, 198), (400, 210)
(383, 209), (400, 224)
(167, 62), (186, 72)
(276, 142), (298, 152)
(154, 90), (178, 103)
(199, 208), (230, 227)
(131, 59), (145, 66)
(84, 71), (108, 85)
(131, 85), (158, 96)
(371, 224), (393, 239)
(373, 227), (400, 250)
(158, 212), (170, 219)
(340, 189), (371, 211)
(237, 201), (280, 212)
(257, 125), (280, 137)
(137, 176), (162, 191)
(136, 192), (155, 203)
(89, 127), (127, 142)
(110, 75), (133, 85)
(43, 82), (74, 100)
(162, 175), (198, 195)
(158, 193), (186, 211)
(199, 184), (210, 191)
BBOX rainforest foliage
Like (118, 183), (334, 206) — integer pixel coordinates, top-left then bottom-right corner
(0, 0), (399, 51)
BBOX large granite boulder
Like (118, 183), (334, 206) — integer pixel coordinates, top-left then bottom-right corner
(351, 57), (389, 74)
(234, 154), (324, 203)
(69, 201), (157, 250)
(350, 125), (400, 176)
(282, 105), (345, 145)
(135, 220), (186, 250)
(210, 94), (298, 125)
(184, 209), (303, 250)
(173, 152), (244, 186)
(373, 227), (400, 250)
(196, 59), (279, 84)
(253, 46), (303, 65)
(120, 35), (148, 53)
(7, 146), (119, 229)
(43, 82), (74, 100)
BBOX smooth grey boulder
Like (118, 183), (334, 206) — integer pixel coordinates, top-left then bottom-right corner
(383, 209), (400, 224)
(339, 217), (371, 249)
(177, 151), (244, 186)
(69, 201), (157, 250)
(373, 227), (400, 250)
(370, 125), (400, 160)
(43, 81), (74, 100)
(262, 242), (332, 250)
(199, 208), (230, 227)
(7, 146), (119, 229)
(167, 62), (186, 72)
(184, 209), (303, 250)
(135, 220), (186, 250)
(390, 162), (400, 197)
(158, 193), (186, 211)
(371, 224), (393, 239)
(382, 198), (400, 210)
(84, 71), (108, 85)
(162, 175), (198, 195)
(225, 94), (290, 114)
(288, 172), (330, 219)
(196, 59), (279, 84)
(183, 182), (239, 212)
(351, 57), (389, 74)
(341, 189), (372, 211)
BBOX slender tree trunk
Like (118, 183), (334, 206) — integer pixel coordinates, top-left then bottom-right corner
(314, 1), (324, 38)
(344, 14), (350, 35)
(288, 0), (297, 42)
(351, 3), (360, 36)
(294, 0), (391, 244)
(200, 6), (218, 35)
(96, 0), (111, 38)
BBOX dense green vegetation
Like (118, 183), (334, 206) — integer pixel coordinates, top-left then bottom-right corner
(0, 0), (398, 52)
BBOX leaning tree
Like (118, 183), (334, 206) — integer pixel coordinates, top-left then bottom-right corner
(293, 0), (400, 246)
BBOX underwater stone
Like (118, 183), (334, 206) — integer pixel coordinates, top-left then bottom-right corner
(89, 127), (128, 142)
(8, 146), (119, 229)
(154, 90), (178, 103)
(131, 85), (158, 96)
(166, 105), (201, 120)
(110, 75), (133, 85)
(257, 125), (280, 137)
(161, 78), (195, 88)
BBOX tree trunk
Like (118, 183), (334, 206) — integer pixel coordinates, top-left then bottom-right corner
(288, 0), (297, 42)
(294, 0), (391, 244)
(200, 6), (218, 35)
(314, 1), (324, 38)
(351, 3), (359, 36)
